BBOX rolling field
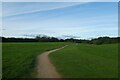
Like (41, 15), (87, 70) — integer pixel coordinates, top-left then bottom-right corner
(2, 42), (67, 78)
(49, 43), (118, 78)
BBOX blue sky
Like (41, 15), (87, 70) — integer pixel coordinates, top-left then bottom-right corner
(2, 2), (118, 39)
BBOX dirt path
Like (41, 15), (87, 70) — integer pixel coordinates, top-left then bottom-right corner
(36, 45), (68, 78)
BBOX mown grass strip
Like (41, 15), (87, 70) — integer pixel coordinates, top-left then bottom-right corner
(49, 43), (118, 78)
(2, 42), (67, 78)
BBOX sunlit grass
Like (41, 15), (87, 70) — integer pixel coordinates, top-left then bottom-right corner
(49, 43), (118, 78)
(2, 42), (67, 78)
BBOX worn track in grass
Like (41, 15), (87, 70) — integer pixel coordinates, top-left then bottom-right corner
(36, 45), (68, 78)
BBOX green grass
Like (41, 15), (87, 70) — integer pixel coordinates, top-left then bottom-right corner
(0, 42), (2, 79)
(49, 43), (118, 78)
(2, 42), (67, 78)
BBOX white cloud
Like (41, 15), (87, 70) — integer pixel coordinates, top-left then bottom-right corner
(2, 2), (118, 38)
(3, 2), (83, 17)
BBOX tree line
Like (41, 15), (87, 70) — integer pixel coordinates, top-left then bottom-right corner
(1, 36), (119, 45)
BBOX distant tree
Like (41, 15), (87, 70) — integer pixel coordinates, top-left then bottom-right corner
(90, 36), (119, 45)
(35, 35), (59, 42)
(1, 35), (119, 44)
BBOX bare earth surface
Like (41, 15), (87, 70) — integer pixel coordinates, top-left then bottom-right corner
(36, 45), (68, 78)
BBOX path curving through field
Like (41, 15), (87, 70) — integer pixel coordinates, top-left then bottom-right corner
(36, 45), (68, 78)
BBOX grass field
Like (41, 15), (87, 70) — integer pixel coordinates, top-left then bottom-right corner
(2, 42), (67, 78)
(0, 43), (2, 79)
(49, 43), (118, 78)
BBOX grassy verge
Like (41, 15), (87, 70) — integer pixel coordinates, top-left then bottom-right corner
(2, 42), (67, 78)
(49, 43), (118, 78)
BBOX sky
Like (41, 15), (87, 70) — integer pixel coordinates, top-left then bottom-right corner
(1, 0), (119, 2)
(2, 2), (118, 39)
